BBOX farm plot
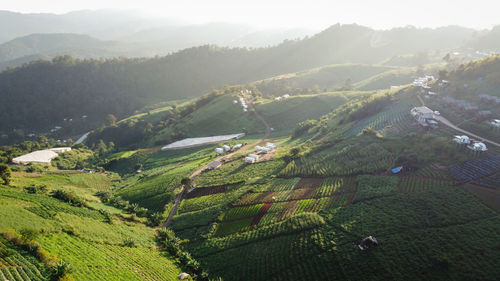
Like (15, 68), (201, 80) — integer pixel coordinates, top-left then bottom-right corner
(449, 154), (500, 183)
(353, 175), (399, 202)
(344, 99), (416, 137)
(0, 238), (48, 281)
(471, 173), (500, 189)
(412, 165), (451, 179)
(254, 178), (301, 192)
(280, 142), (394, 177)
(312, 177), (356, 197)
(39, 233), (181, 281)
(399, 177), (453, 193)
(184, 185), (227, 199)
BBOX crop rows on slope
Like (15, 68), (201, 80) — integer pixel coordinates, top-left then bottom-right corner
(39, 233), (180, 281)
(398, 177), (453, 193)
(412, 165), (451, 180)
(0, 239), (47, 281)
(344, 99), (416, 137)
(214, 177), (354, 237)
(280, 144), (394, 177)
(471, 173), (500, 189)
(448, 154), (500, 183)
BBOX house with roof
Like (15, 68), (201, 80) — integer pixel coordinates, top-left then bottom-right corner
(410, 106), (436, 127)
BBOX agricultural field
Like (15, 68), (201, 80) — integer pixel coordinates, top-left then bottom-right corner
(0, 237), (48, 281)
(9, 171), (116, 202)
(344, 97), (417, 137)
(448, 154), (500, 184)
(0, 187), (182, 281)
(186, 185), (500, 281)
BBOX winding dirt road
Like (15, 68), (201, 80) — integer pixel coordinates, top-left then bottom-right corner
(417, 95), (500, 147)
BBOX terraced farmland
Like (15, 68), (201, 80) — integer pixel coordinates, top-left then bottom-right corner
(0, 238), (48, 281)
(449, 154), (500, 184)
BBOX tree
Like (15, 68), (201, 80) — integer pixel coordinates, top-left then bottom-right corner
(0, 164), (11, 185)
(106, 114), (117, 126)
(438, 69), (448, 80)
(342, 78), (353, 91)
(181, 177), (192, 188)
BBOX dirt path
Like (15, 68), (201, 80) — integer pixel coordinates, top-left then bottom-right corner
(417, 94), (500, 147)
(161, 101), (272, 228)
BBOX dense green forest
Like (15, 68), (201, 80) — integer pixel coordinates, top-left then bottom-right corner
(0, 24), (483, 144)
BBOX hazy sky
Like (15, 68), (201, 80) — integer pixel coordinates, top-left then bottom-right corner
(2, 0), (499, 30)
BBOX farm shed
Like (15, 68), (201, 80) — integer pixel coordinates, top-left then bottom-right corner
(161, 133), (245, 150)
(468, 142), (487, 152)
(232, 144), (243, 150)
(245, 154), (259, 163)
(178, 273), (190, 280)
(216, 148), (225, 154)
(222, 145), (231, 152)
(453, 135), (470, 144)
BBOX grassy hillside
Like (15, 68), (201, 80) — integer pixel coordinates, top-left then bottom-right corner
(138, 85), (499, 280)
(0, 171), (182, 281)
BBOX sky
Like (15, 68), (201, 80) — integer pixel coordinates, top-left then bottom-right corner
(2, 0), (499, 30)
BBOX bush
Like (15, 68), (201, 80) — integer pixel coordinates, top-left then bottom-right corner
(123, 238), (136, 248)
(147, 212), (165, 227)
(51, 190), (87, 207)
(25, 184), (47, 194)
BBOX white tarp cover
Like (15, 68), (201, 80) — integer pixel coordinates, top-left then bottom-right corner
(12, 150), (59, 164)
(161, 133), (245, 150)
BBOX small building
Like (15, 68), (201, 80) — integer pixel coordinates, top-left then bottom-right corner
(49, 147), (72, 153)
(282, 94), (290, 98)
(215, 148), (225, 155)
(468, 142), (487, 152)
(265, 142), (275, 149)
(178, 273), (190, 280)
(80, 168), (94, 173)
(358, 236), (379, 251)
(245, 154), (259, 164)
(453, 135), (470, 144)
(222, 145), (231, 152)
(490, 119), (500, 128)
(255, 146), (270, 154)
(411, 106), (435, 127)
(232, 144), (243, 150)
(208, 160), (223, 170)
(477, 110), (492, 119)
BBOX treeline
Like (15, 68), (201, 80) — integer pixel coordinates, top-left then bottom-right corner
(0, 24), (478, 143)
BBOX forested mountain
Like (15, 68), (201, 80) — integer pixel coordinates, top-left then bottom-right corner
(0, 33), (135, 63)
(0, 24), (489, 143)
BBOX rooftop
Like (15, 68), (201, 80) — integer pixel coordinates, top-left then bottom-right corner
(161, 133), (245, 150)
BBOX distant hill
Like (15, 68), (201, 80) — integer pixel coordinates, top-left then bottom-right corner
(0, 24), (488, 143)
(0, 33), (128, 63)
